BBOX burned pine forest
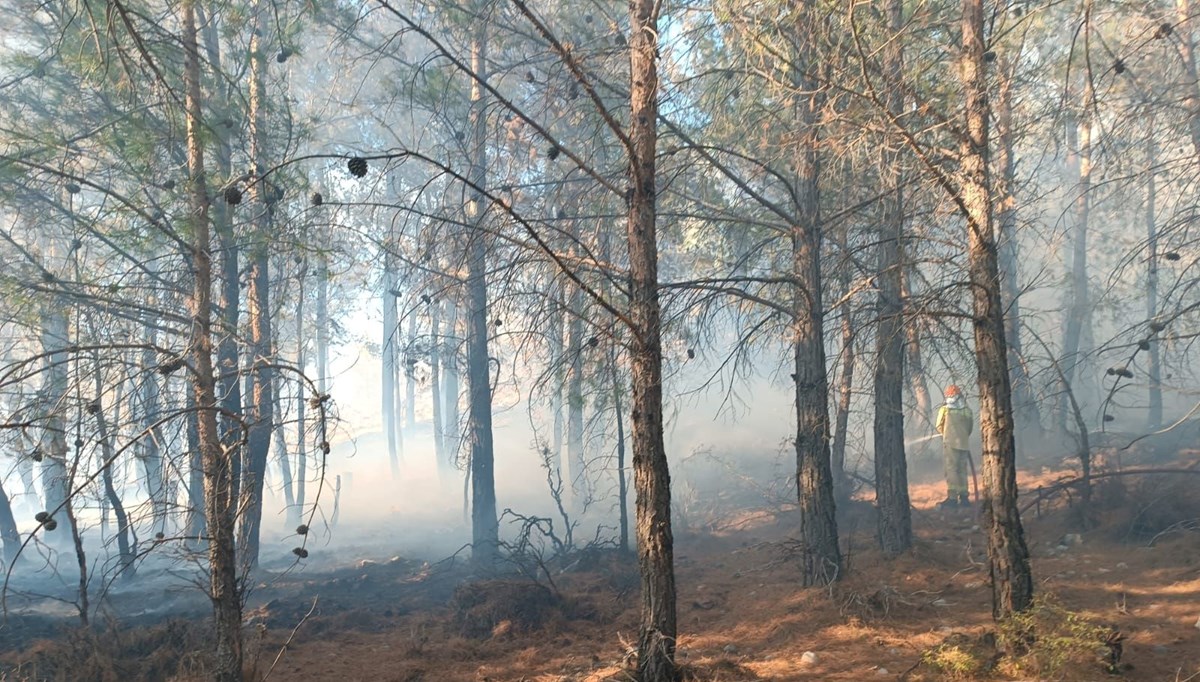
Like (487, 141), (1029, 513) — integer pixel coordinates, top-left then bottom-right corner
(0, 1), (1198, 681)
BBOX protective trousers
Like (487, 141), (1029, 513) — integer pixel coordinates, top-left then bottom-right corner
(943, 447), (970, 497)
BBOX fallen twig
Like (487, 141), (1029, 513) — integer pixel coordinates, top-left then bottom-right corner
(263, 596), (319, 681)
(1019, 468), (1200, 515)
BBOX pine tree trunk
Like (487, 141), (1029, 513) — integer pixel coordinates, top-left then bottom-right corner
(610, 343), (630, 555)
(274, 379), (295, 525)
(405, 313), (417, 430)
(549, 284), (565, 476)
(791, 0), (841, 587)
(183, 1), (243, 675)
(628, 2), (677, 678)
(466, 17), (498, 566)
(185, 388), (206, 543)
(38, 304), (70, 551)
(566, 259), (586, 511)
(140, 325), (167, 536)
(960, 0), (1033, 619)
(0, 477), (21, 569)
(1178, 0), (1200, 159)
(292, 265), (306, 524)
(431, 300), (447, 478)
(93, 368), (135, 579)
(873, 0), (912, 556)
(316, 257), (329, 396)
(1145, 124), (1162, 429)
(444, 301), (461, 465)
(208, 85), (243, 519)
(1057, 104), (1092, 431)
(994, 57), (1040, 435)
(903, 271), (934, 431)
(830, 275), (854, 502)
(382, 248), (400, 477)
(241, 16), (276, 569)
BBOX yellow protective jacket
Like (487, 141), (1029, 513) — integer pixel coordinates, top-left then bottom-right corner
(936, 400), (974, 450)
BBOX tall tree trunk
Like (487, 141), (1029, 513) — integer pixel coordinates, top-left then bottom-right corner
(444, 301), (461, 466)
(566, 245), (586, 511)
(903, 270), (934, 431)
(610, 342), (630, 555)
(185, 387), (205, 543)
(241, 15), (276, 569)
(1178, 0), (1200, 159)
(183, 2), (243, 675)
(873, 0), (912, 556)
(202, 20), (244, 518)
(791, 0), (841, 587)
(273, 380), (295, 524)
(960, 0), (1033, 619)
(94, 368), (135, 579)
(1057, 103), (1092, 432)
(405, 312), (417, 430)
(466, 15), (498, 566)
(292, 264), (306, 525)
(994, 56), (1040, 435)
(549, 283), (564, 476)
(307, 256), (327, 516)
(38, 303), (70, 551)
(0, 477), (19, 569)
(140, 322), (167, 536)
(628, 2), (676, 679)
(1145, 123), (1162, 429)
(431, 299), (447, 478)
(830, 277), (854, 502)
(315, 256), (329, 397)
(382, 248), (400, 477)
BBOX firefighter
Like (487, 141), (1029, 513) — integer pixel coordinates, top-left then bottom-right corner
(935, 384), (973, 508)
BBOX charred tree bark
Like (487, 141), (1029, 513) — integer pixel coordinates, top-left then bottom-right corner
(994, 56), (1040, 435)
(791, 0), (841, 587)
(628, 2), (677, 679)
(960, 0), (1033, 619)
(183, 1), (243, 675)
(466, 16), (498, 566)
(873, 0), (912, 556)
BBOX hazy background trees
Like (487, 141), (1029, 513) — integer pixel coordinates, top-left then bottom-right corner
(2, 0), (1199, 679)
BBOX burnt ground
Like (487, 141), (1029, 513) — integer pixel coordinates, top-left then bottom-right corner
(1, 443), (1198, 682)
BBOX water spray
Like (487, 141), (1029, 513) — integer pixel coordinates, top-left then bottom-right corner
(904, 433), (942, 448)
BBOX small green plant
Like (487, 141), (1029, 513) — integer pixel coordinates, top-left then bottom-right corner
(997, 594), (1115, 679)
(921, 642), (986, 679)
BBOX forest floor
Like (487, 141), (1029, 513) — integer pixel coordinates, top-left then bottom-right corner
(1, 443), (1198, 682)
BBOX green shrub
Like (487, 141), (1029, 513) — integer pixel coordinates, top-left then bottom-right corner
(997, 595), (1114, 679)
